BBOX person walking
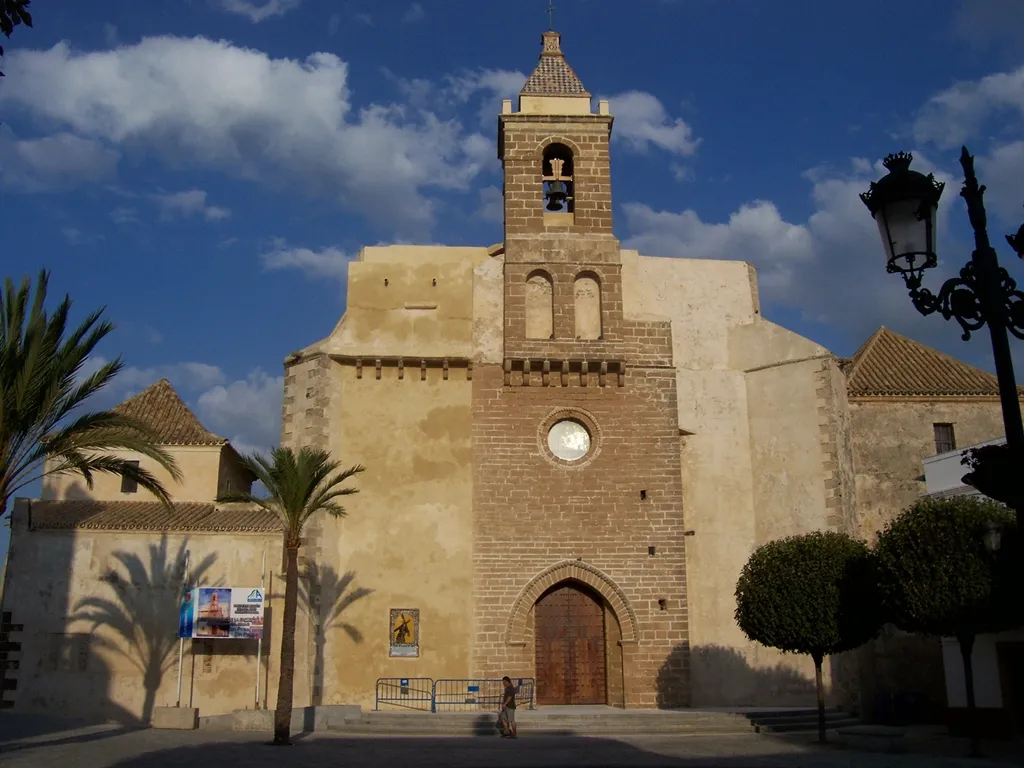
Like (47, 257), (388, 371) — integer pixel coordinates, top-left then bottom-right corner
(499, 676), (518, 739)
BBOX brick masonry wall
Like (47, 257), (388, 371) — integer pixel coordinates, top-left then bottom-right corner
(499, 115), (614, 237)
(470, 364), (691, 708)
(476, 107), (691, 708)
(280, 353), (334, 706)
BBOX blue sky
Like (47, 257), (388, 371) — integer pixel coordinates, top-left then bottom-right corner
(2, 0), (1024, 512)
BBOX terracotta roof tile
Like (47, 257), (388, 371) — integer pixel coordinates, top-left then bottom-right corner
(30, 500), (281, 533)
(114, 379), (224, 446)
(520, 31), (590, 97)
(846, 327), (1017, 398)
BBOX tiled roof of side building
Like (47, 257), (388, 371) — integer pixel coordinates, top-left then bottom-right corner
(29, 500), (281, 533)
(113, 378), (226, 446)
(846, 327), (1023, 398)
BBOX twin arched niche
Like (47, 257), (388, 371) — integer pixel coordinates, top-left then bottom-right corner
(505, 559), (639, 646)
(523, 270), (604, 341)
(525, 270), (554, 340)
(574, 271), (602, 340)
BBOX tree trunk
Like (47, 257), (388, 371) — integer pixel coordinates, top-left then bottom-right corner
(273, 545), (300, 745)
(813, 651), (826, 743)
(959, 633), (981, 758)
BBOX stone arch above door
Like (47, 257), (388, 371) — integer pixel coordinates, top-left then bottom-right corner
(505, 560), (639, 645)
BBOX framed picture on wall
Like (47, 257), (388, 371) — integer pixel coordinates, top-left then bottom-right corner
(389, 609), (419, 657)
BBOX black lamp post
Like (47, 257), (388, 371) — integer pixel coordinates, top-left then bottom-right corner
(860, 146), (1024, 457)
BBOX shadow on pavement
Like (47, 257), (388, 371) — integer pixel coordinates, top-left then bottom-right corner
(4, 731), (1015, 768)
(0, 712), (135, 751)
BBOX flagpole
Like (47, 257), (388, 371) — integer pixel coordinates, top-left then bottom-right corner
(176, 549), (191, 708)
(255, 547), (266, 708)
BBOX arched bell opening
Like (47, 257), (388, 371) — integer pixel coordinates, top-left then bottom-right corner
(542, 143), (575, 215)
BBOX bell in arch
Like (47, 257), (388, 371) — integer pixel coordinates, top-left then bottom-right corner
(545, 181), (568, 211)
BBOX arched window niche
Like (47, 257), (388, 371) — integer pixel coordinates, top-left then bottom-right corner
(574, 271), (602, 340)
(542, 143), (575, 223)
(526, 270), (555, 340)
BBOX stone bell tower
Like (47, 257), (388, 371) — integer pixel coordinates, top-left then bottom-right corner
(473, 30), (690, 710)
(497, 30), (621, 360)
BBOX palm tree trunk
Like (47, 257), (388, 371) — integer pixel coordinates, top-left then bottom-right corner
(273, 545), (300, 745)
(959, 633), (981, 758)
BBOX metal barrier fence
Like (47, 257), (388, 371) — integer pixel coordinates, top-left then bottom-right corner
(431, 678), (535, 712)
(373, 677), (536, 712)
(374, 677), (434, 711)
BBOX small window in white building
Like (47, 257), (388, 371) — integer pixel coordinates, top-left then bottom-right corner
(933, 423), (956, 454)
(120, 461), (140, 494)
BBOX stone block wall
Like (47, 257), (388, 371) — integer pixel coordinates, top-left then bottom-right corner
(470, 361), (690, 708)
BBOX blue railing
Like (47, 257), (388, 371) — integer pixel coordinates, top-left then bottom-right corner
(373, 677), (536, 712)
(374, 677), (434, 711)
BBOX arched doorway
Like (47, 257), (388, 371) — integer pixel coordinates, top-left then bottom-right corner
(534, 580), (607, 705)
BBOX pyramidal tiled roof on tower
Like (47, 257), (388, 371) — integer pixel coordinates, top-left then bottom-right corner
(520, 31), (590, 96)
(845, 327), (1017, 398)
(113, 378), (226, 445)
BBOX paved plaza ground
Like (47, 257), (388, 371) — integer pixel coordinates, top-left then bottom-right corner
(0, 714), (1022, 768)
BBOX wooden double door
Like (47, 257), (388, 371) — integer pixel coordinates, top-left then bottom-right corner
(534, 581), (607, 705)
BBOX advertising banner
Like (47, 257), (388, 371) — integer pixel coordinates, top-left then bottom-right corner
(178, 587), (264, 639)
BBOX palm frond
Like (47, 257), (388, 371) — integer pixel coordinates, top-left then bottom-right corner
(0, 270), (180, 512)
(225, 447), (365, 544)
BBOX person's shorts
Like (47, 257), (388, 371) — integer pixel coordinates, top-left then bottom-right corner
(500, 707), (516, 724)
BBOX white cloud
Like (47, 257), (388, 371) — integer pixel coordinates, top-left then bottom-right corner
(327, 13), (341, 36)
(262, 239), (351, 281)
(196, 369), (283, 454)
(216, 0), (302, 23)
(119, 362), (228, 394)
(82, 357), (281, 455)
(355, 12), (373, 26)
(476, 185), (503, 223)
(914, 67), (1024, 148)
(621, 153), (972, 352)
(152, 189), (231, 221)
(605, 91), (700, 156)
(445, 68), (526, 128)
(110, 206), (139, 225)
(0, 131), (119, 191)
(0, 37), (491, 237)
(977, 141), (1024, 223)
(401, 3), (425, 23)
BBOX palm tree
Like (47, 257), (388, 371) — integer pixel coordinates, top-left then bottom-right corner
(1, 270), (181, 516)
(218, 446), (364, 746)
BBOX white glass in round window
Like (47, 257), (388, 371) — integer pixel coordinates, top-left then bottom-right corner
(547, 419), (592, 462)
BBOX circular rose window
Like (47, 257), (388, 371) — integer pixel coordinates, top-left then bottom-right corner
(547, 419), (592, 462)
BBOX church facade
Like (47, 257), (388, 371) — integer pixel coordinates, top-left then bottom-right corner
(275, 30), (855, 711)
(1, 31), (1018, 721)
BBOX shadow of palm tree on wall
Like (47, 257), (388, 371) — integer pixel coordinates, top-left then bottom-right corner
(287, 565), (372, 706)
(71, 537), (217, 724)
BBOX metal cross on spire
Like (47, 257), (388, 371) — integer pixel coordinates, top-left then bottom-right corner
(547, 0), (555, 31)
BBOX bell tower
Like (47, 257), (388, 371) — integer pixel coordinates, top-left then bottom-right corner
(498, 29), (622, 358)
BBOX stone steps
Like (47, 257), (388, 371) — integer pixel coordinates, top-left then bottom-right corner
(218, 706), (861, 737)
(338, 711), (764, 736)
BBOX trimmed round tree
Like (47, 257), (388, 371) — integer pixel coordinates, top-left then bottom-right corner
(875, 496), (1018, 756)
(735, 531), (882, 742)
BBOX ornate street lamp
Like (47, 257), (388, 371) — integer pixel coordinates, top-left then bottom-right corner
(861, 146), (1024, 455)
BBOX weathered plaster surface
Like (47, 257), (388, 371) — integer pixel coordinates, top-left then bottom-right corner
(2, 500), (281, 722)
(42, 445), (240, 503)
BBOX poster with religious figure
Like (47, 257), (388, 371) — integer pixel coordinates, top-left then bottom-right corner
(389, 609), (419, 657)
